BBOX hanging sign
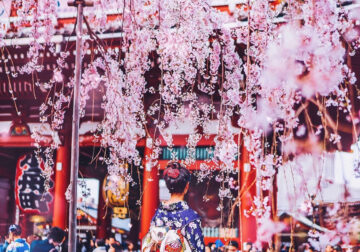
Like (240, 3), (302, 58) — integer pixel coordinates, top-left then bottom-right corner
(15, 154), (54, 214)
(112, 207), (129, 219)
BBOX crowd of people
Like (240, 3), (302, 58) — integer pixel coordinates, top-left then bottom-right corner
(205, 240), (243, 252)
(1, 161), (359, 252)
(0, 224), (135, 252)
(0, 224), (359, 252)
(204, 241), (360, 252)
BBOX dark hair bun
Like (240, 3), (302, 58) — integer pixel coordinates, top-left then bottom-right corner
(163, 162), (191, 194)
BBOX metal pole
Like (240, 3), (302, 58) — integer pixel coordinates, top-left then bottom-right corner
(68, 1), (84, 251)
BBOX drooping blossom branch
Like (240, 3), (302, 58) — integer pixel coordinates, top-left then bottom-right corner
(2, 0), (360, 247)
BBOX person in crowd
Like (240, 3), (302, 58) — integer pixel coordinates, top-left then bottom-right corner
(243, 242), (253, 252)
(2, 224), (29, 252)
(108, 235), (116, 249)
(206, 243), (217, 252)
(25, 236), (33, 247)
(30, 227), (65, 252)
(76, 236), (82, 252)
(106, 235), (122, 252)
(79, 239), (87, 252)
(207, 243), (216, 252)
(304, 244), (315, 252)
(333, 245), (342, 252)
(81, 231), (93, 252)
(289, 247), (296, 252)
(0, 236), (4, 251)
(89, 238), (95, 251)
(280, 244), (288, 252)
(215, 239), (224, 251)
(126, 241), (134, 252)
(108, 243), (122, 252)
(92, 239), (106, 252)
(142, 161), (205, 252)
(27, 235), (41, 247)
(26, 235), (40, 247)
(104, 238), (110, 251)
(225, 240), (239, 252)
(326, 245), (334, 252)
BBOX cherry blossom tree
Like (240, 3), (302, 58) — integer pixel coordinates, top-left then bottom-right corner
(1, 0), (360, 249)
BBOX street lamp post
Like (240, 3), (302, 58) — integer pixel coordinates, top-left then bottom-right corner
(66, 1), (93, 251)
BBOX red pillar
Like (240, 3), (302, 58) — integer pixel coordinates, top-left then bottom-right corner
(140, 138), (159, 240)
(96, 178), (112, 239)
(239, 144), (257, 249)
(53, 146), (70, 229)
(20, 212), (29, 237)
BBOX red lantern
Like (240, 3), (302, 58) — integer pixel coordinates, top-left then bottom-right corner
(15, 154), (54, 214)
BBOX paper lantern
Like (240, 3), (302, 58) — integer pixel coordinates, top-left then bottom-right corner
(102, 166), (129, 207)
(15, 154), (54, 214)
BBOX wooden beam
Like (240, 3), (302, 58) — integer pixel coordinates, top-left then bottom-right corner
(80, 134), (241, 147)
(0, 135), (52, 147)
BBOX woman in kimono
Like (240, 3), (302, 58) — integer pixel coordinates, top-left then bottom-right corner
(142, 162), (205, 252)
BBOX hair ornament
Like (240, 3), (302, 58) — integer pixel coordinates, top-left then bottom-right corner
(164, 168), (180, 179)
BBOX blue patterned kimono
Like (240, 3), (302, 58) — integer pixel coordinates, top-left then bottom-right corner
(151, 201), (205, 252)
